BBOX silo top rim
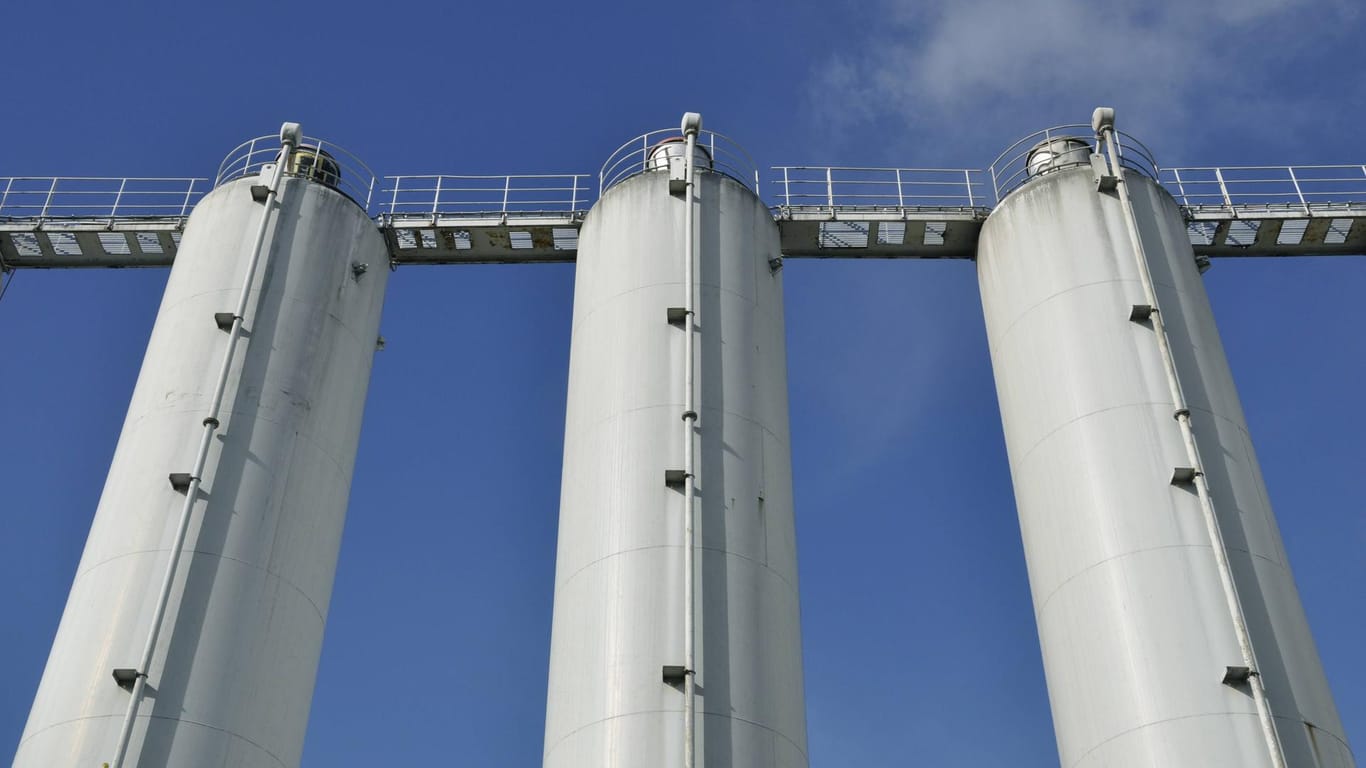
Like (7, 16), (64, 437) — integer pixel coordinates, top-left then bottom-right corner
(599, 127), (759, 197)
(215, 134), (378, 213)
(988, 124), (1159, 203)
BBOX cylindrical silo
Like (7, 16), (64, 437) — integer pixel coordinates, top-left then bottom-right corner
(14, 130), (388, 767)
(543, 123), (808, 767)
(977, 121), (1354, 767)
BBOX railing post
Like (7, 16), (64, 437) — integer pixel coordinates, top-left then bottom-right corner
(502, 175), (511, 213)
(1215, 167), (1232, 209)
(965, 169), (975, 208)
(1, 177), (14, 214)
(896, 169), (905, 208)
(1172, 168), (1188, 207)
(571, 175), (580, 211)
(1287, 167), (1308, 215)
(246, 138), (259, 182)
(782, 167), (790, 208)
(390, 176), (401, 216)
(432, 176), (442, 218)
(111, 178), (128, 219)
(40, 177), (58, 220)
(181, 180), (197, 218)
(825, 167), (834, 209)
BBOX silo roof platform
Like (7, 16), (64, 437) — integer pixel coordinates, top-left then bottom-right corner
(3, 164), (1366, 268)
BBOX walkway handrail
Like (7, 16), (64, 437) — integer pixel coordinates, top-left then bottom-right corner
(600, 127), (759, 196)
(216, 134), (377, 213)
(0, 177), (206, 220)
(380, 174), (592, 217)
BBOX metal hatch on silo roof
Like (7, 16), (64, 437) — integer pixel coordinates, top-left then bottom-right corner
(648, 136), (715, 172)
(285, 145), (342, 188)
(1025, 136), (1093, 178)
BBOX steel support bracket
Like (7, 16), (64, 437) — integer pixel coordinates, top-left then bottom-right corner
(250, 185), (270, 202)
(1091, 154), (1117, 192)
(1171, 467), (1201, 485)
(662, 665), (688, 684)
(168, 473), (195, 493)
(112, 668), (141, 690)
(665, 469), (688, 489)
(1129, 304), (1155, 322)
(1223, 665), (1254, 685)
(214, 312), (237, 332)
(668, 157), (688, 196)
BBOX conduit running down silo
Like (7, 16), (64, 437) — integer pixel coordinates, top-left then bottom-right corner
(976, 113), (1354, 768)
(14, 126), (389, 768)
(543, 118), (809, 767)
(680, 112), (701, 768)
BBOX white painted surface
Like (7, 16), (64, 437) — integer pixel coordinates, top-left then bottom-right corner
(15, 175), (388, 767)
(544, 170), (808, 767)
(977, 166), (1354, 768)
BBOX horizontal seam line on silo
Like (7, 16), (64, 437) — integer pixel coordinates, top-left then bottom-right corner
(993, 277), (1142, 347)
(73, 548), (327, 624)
(571, 281), (769, 333)
(1036, 544), (1287, 620)
(543, 708), (808, 762)
(124, 406), (353, 479)
(1017, 401), (1249, 466)
(1066, 711), (1294, 768)
(563, 404), (787, 453)
(16, 712), (288, 768)
(555, 543), (798, 596)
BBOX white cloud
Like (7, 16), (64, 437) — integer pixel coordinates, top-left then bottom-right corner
(809, 0), (1361, 163)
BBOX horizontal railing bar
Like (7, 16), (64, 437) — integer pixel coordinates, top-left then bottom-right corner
(773, 166), (988, 174)
(1164, 164), (1366, 171)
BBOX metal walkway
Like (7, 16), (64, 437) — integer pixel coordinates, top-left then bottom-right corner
(3, 164), (1365, 268)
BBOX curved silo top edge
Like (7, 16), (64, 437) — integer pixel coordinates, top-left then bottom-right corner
(216, 133), (377, 214)
(989, 124), (1159, 204)
(599, 127), (760, 198)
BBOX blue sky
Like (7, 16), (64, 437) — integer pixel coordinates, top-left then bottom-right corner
(2, 1), (1363, 765)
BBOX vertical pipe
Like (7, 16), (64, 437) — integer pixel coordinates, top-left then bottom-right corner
(680, 115), (700, 768)
(108, 127), (297, 768)
(1100, 120), (1287, 768)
